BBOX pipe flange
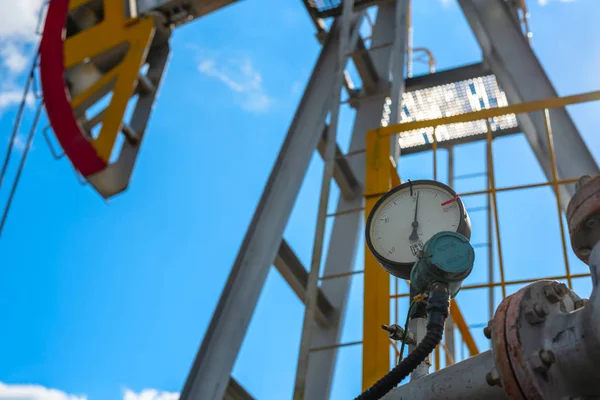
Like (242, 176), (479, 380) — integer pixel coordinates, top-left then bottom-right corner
(490, 293), (525, 400)
(492, 280), (579, 400)
(566, 175), (600, 263)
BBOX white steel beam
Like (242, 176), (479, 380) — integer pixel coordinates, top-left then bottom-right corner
(303, 3), (407, 398)
(459, 0), (599, 205)
(179, 15), (364, 400)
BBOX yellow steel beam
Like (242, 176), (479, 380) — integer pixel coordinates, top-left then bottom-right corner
(449, 299), (479, 357)
(64, 0), (155, 163)
(376, 90), (600, 136)
(363, 130), (392, 389)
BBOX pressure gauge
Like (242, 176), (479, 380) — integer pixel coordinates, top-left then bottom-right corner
(365, 180), (471, 279)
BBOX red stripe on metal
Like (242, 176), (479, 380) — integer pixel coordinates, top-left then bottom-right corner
(39, 0), (107, 177)
(441, 195), (459, 207)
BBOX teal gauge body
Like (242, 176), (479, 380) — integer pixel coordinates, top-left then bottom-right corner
(410, 231), (475, 298)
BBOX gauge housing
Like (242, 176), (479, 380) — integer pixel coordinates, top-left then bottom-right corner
(365, 179), (472, 279)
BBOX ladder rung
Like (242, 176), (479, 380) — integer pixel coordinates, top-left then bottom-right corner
(454, 172), (487, 180)
(121, 123), (139, 144)
(136, 74), (156, 95)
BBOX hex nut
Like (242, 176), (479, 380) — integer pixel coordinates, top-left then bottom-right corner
(525, 303), (549, 324)
(540, 349), (556, 366)
(486, 368), (502, 387)
(530, 352), (550, 374)
(544, 282), (568, 303)
(531, 349), (555, 374)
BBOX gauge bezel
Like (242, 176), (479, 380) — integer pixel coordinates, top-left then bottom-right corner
(365, 179), (472, 279)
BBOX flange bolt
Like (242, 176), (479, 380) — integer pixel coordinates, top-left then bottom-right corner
(544, 282), (569, 303)
(483, 320), (493, 339)
(486, 368), (502, 387)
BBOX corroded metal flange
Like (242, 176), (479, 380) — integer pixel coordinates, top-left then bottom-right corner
(566, 175), (600, 263)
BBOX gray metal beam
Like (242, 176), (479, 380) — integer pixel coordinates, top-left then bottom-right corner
(135, 0), (239, 25)
(317, 127), (361, 201)
(459, 0), (599, 206)
(274, 240), (335, 327)
(224, 378), (254, 400)
(351, 37), (380, 93)
(388, 0), (409, 161)
(303, 3), (402, 398)
(404, 62), (490, 92)
(179, 15), (364, 400)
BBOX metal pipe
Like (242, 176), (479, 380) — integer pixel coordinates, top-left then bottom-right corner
(382, 351), (508, 400)
(408, 317), (430, 380)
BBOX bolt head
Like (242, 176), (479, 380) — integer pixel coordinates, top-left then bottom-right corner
(530, 352), (550, 374)
(544, 282), (569, 303)
(539, 349), (556, 366)
(525, 303), (550, 324)
(486, 368), (502, 387)
(483, 323), (492, 339)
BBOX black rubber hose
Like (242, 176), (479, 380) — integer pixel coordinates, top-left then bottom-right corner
(354, 284), (449, 400)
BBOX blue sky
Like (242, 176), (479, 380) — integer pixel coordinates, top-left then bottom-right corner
(0, 0), (599, 399)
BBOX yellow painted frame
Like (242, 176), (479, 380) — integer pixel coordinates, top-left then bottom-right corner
(65, 0), (155, 163)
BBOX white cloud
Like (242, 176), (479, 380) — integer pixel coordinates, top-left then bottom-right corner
(0, 382), (86, 400)
(123, 389), (179, 400)
(0, 383), (181, 400)
(0, 0), (45, 43)
(0, 0), (43, 113)
(0, 90), (34, 110)
(440, 0), (454, 7)
(1, 43), (30, 75)
(11, 134), (29, 152)
(198, 56), (273, 113)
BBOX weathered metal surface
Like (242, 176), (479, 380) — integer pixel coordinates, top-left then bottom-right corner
(491, 294), (524, 400)
(566, 176), (600, 262)
(382, 351), (508, 400)
(504, 285), (543, 400)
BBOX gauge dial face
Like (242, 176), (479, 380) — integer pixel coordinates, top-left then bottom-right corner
(366, 180), (469, 277)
